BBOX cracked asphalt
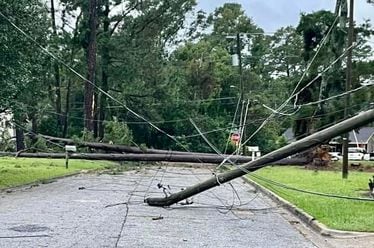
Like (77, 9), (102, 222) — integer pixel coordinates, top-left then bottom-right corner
(0, 166), (338, 247)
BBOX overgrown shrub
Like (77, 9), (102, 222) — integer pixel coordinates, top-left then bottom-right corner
(103, 118), (133, 145)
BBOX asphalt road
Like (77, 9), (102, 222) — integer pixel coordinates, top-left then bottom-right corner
(0, 166), (320, 248)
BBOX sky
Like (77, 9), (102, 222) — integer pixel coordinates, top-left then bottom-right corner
(197, 0), (374, 32)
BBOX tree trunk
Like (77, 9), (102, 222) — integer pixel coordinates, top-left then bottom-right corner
(62, 78), (71, 138)
(98, 0), (110, 140)
(15, 128), (25, 151)
(93, 93), (98, 137)
(50, 0), (63, 134)
(84, 0), (98, 132)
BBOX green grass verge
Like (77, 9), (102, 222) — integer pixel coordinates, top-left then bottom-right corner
(249, 166), (374, 232)
(0, 157), (117, 189)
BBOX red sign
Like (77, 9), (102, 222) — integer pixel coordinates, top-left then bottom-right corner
(231, 133), (240, 142)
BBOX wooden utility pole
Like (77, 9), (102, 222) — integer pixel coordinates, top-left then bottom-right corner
(145, 108), (374, 206)
(35, 134), (231, 155)
(0, 152), (308, 165)
(236, 33), (246, 154)
(237, 33), (243, 101)
(342, 0), (354, 179)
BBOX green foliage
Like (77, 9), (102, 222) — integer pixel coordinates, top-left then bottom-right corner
(0, 0), (50, 114)
(293, 9), (374, 139)
(25, 136), (48, 152)
(103, 118), (133, 145)
(208, 3), (259, 35)
(80, 129), (95, 142)
(39, 115), (59, 137)
(1, 1), (373, 155)
(0, 131), (15, 152)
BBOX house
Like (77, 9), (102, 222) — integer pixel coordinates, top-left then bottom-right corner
(0, 111), (15, 141)
(330, 127), (374, 153)
(283, 127), (374, 153)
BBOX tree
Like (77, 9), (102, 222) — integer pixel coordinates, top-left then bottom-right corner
(50, 0), (63, 134)
(268, 27), (304, 79)
(106, 0), (196, 147)
(83, 0), (98, 133)
(0, 0), (50, 150)
(294, 9), (374, 140)
(294, 10), (342, 139)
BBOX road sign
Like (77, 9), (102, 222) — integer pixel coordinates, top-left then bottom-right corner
(247, 146), (259, 152)
(231, 133), (240, 142)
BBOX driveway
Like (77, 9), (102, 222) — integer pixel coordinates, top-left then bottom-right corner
(0, 166), (335, 247)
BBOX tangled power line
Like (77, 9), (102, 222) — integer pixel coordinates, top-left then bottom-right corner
(1, 7), (373, 244)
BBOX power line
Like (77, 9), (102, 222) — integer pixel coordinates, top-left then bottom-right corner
(248, 173), (374, 202)
(0, 10), (208, 161)
(205, 15), (350, 169)
(263, 81), (374, 115)
(297, 82), (374, 108)
(291, 15), (340, 105)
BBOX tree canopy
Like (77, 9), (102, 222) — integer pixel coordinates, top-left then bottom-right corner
(0, 0), (373, 154)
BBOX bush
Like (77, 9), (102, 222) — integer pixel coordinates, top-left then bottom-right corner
(103, 118), (133, 145)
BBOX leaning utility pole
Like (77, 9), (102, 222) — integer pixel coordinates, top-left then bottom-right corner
(146, 108), (374, 206)
(237, 33), (243, 97)
(236, 33), (245, 154)
(342, 0), (354, 179)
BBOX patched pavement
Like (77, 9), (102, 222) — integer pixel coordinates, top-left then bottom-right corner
(0, 166), (339, 247)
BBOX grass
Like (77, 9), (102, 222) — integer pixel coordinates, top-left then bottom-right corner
(0, 157), (118, 189)
(249, 166), (374, 232)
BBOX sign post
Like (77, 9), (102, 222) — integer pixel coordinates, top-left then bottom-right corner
(65, 145), (77, 169)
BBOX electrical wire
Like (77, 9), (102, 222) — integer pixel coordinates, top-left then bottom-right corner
(248, 173), (374, 202)
(215, 17), (352, 168)
(0, 10), (188, 153)
(2, 7), (373, 214)
(0, 9), (231, 180)
(296, 82), (374, 108)
(291, 15), (339, 106)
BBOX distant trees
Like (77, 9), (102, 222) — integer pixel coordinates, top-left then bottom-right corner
(0, 1), (373, 153)
(293, 9), (374, 140)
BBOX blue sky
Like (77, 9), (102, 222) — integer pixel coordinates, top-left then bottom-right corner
(197, 0), (374, 32)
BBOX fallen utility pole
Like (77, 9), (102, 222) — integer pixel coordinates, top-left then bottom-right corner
(0, 152), (307, 165)
(35, 134), (214, 156)
(145, 108), (374, 206)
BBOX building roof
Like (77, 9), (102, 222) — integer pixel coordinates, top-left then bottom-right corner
(283, 127), (374, 144)
(348, 127), (374, 144)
